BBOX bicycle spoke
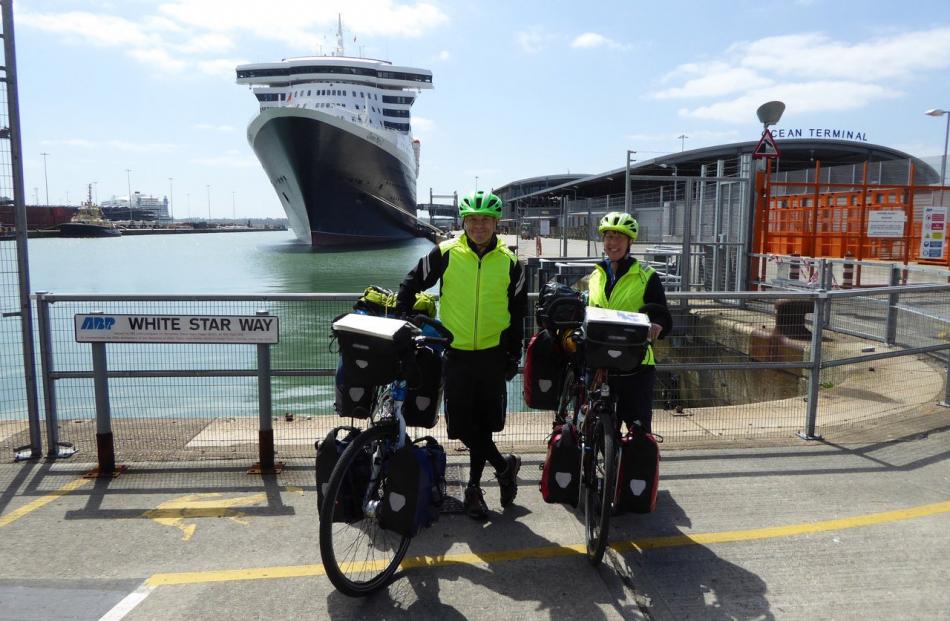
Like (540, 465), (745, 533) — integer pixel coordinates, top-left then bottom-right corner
(319, 424), (411, 596)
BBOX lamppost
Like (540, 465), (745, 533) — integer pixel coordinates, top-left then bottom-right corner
(92, 181), (98, 204)
(186, 193), (190, 219)
(40, 152), (49, 206)
(475, 176), (479, 191)
(232, 191), (236, 220)
(206, 185), (211, 220)
(624, 149), (637, 212)
(125, 168), (133, 221)
(677, 133), (688, 152)
(168, 177), (174, 220)
(926, 108), (949, 196)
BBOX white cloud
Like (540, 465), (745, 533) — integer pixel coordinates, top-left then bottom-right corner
(412, 116), (435, 133)
(19, 11), (157, 48)
(570, 32), (627, 50)
(737, 29), (950, 81)
(681, 81), (898, 123)
(656, 27), (950, 123)
(516, 27), (555, 54)
(159, 0), (448, 43)
(196, 58), (248, 77)
(438, 50), (450, 61)
(20, 2), (448, 75)
(655, 63), (773, 99)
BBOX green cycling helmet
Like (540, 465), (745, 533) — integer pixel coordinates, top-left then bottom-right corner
(459, 190), (503, 219)
(598, 211), (639, 240)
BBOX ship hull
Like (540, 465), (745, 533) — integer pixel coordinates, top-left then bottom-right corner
(59, 223), (122, 238)
(247, 108), (423, 248)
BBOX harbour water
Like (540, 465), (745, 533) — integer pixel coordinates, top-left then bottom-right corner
(1, 231), (439, 420)
(23, 230), (433, 294)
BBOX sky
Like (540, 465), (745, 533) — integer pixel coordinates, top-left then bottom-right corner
(12, 0), (950, 219)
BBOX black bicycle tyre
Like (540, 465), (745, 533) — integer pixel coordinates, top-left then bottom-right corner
(319, 423), (411, 597)
(555, 365), (578, 425)
(584, 410), (616, 565)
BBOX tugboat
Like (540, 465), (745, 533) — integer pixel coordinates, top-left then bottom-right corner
(59, 185), (122, 238)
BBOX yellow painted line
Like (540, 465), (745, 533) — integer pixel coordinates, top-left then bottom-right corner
(613, 499), (950, 552)
(0, 478), (91, 528)
(145, 499), (950, 588)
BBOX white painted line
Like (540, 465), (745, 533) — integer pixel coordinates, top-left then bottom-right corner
(99, 582), (154, 621)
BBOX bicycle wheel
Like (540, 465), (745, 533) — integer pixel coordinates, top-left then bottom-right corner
(584, 408), (617, 566)
(554, 365), (577, 426)
(319, 423), (411, 597)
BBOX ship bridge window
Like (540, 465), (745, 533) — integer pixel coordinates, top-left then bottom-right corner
(382, 95), (415, 105)
(384, 121), (410, 132)
(383, 108), (410, 118)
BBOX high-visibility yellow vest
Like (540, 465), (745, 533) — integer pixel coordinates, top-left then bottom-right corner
(439, 235), (517, 350)
(588, 260), (656, 365)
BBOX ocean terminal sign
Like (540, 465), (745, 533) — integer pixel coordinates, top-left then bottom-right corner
(74, 314), (280, 344)
(771, 128), (869, 142)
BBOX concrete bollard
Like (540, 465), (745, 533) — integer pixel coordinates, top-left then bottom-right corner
(789, 253), (801, 282)
(842, 252), (855, 289)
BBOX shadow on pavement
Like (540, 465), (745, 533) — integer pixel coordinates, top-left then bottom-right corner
(609, 490), (774, 620)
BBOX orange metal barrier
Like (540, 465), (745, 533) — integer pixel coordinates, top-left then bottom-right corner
(752, 160), (950, 271)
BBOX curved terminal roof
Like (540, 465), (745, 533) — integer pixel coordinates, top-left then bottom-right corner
(501, 139), (939, 205)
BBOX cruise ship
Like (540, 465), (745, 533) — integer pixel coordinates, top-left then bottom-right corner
(236, 23), (434, 247)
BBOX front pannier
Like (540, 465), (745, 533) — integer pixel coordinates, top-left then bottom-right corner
(315, 426), (370, 523)
(332, 313), (418, 386)
(582, 307), (651, 372)
(402, 345), (443, 428)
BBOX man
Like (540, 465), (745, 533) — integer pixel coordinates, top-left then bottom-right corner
(588, 212), (672, 432)
(396, 190), (527, 520)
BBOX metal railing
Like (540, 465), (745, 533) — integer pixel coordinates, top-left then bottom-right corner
(13, 284), (948, 469)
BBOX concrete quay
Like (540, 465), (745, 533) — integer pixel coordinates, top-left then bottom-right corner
(1, 404), (948, 620)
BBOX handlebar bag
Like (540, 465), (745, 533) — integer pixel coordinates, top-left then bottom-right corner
(582, 307), (650, 372)
(332, 313), (417, 386)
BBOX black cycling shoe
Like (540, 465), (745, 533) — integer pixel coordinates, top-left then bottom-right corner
(463, 484), (489, 521)
(496, 454), (522, 507)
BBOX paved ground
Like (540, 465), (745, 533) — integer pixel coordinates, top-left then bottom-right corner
(1, 407), (948, 620)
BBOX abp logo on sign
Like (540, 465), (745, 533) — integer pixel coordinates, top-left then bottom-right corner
(80, 316), (116, 330)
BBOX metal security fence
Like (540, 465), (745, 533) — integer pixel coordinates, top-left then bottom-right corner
(10, 284), (948, 468)
(0, 3), (41, 460)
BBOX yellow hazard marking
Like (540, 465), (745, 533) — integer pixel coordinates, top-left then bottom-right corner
(142, 492), (267, 541)
(145, 499), (950, 587)
(0, 478), (91, 528)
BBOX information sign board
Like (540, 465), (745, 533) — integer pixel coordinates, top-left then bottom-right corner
(920, 206), (947, 260)
(74, 314), (279, 344)
(867, 210), (905, 238)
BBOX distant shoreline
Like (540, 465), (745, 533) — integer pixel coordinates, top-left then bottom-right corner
(1, 226), (289, 239)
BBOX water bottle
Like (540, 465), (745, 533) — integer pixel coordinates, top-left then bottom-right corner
(391, 380), (407, 402)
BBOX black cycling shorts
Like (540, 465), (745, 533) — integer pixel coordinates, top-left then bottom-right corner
(442, 347), (508, 440)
